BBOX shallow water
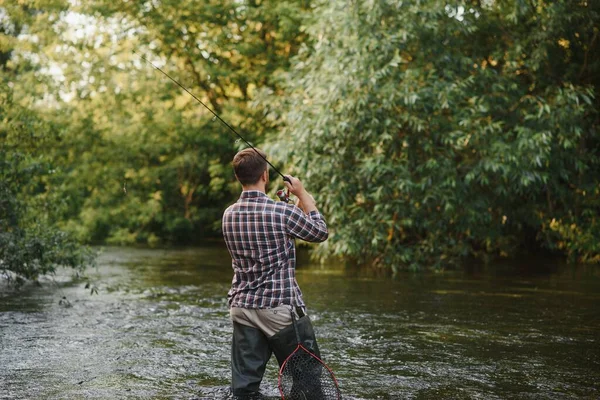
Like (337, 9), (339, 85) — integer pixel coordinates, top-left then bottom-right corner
(1, 246), (599, 399)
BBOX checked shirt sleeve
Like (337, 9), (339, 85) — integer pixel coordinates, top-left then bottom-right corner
(285, 206), (329, 243)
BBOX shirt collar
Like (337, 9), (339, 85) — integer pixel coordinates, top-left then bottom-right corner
(240, 190), (268, 200)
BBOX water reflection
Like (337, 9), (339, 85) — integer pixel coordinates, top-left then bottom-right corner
(1, 246), (599, 399)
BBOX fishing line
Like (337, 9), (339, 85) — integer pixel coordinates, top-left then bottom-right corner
(133, 51), (290, 183)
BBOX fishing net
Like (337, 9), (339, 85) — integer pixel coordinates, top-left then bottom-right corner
(277, 309), (342, 400)
(278, 343), (342, 399)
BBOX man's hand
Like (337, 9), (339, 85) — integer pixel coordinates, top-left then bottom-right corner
(284, 175), (318, 214)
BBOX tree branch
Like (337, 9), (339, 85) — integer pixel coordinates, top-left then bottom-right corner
(578, 29), (598, 82)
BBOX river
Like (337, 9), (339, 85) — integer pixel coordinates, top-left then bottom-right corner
(1, 246), (599, 399)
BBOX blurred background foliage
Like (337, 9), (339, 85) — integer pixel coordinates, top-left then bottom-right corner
(1, 0), (598, 281)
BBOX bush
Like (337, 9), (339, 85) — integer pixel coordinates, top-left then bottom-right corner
(271, 0), (600, 269)
(0, 80), (94, 285)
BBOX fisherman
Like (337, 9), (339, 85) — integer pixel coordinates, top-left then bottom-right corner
(222, 148), (329, 399)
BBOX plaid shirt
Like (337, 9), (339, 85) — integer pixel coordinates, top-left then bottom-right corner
(222, 190), (328, 310)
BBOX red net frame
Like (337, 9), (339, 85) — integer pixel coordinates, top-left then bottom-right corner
(277, 310), (342, 399)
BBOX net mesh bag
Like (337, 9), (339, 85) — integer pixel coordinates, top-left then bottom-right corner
(278, 344), (341, 399)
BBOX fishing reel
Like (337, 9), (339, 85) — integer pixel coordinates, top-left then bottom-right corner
(276, 189), (292, 203)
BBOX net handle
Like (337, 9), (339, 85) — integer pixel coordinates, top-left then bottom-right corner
(290, 306), (302, 344)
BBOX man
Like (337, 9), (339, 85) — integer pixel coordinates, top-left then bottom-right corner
(222, 148), (329, 399)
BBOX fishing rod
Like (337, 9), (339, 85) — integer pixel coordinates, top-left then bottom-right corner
(134, 51), (291, 189)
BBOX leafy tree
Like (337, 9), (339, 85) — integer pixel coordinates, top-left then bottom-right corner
(272, 0), (600, 269)
(0, 1), (94, 284)
(24, 0), (313, 245)
(0, 80), (93, 284)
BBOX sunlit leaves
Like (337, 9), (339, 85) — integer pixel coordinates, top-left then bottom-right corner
(3, 0), (312, 245)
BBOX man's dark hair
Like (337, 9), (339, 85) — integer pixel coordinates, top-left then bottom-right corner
(232, 148), (268, 185)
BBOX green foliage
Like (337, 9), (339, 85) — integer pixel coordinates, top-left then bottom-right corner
(272, 0), (600, 268)
(3, 0), (311, 245)
(0, 80), (94, 284)
(2, 0), (598, 270)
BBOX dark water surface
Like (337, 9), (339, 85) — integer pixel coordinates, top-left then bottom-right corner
(1, 246), (599, 399)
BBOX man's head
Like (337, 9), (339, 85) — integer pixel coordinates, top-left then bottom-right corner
(232, 148), (268, 187)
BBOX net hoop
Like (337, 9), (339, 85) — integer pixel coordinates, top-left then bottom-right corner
(277, 343), (342, 400)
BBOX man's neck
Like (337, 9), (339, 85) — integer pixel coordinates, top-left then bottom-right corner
(242, 184), (266, 193)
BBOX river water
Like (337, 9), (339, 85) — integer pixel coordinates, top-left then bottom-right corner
(1, 246), (599, 399)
